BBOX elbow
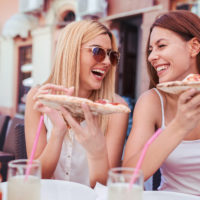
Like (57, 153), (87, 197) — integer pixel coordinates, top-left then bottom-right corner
(90, 177), (107, 189)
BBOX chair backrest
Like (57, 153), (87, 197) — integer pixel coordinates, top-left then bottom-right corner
(15, 123), (27, 159)
(3, 116), (24, 155)
(0, 115), (26, 182)
(0, 114), (10, 150)
(153, 169), (161, 190)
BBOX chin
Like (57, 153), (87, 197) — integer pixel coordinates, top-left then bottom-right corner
(91, 83), (102, 91)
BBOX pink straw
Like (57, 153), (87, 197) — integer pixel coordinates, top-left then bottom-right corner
(129, 128), (162, 188)
(25, 115), (44, 180)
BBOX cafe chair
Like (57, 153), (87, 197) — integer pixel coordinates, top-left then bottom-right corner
(0, 116), (27, 181)
(15, 123), (27, 159)
(153, 169), (161, 190)
(0, 114), (10, 150)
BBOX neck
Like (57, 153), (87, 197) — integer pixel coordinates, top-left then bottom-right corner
(78, 89), (92, 99)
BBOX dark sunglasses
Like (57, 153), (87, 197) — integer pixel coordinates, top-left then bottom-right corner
(83, 46), (120, 65)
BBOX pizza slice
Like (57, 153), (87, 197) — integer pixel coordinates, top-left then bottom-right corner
(37, 94), (131, 118)
(157, 74), (200, 94)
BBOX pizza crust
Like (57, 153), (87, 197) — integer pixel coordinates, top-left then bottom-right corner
(157, 80), (200, 94)
(37, 94), (131, 118)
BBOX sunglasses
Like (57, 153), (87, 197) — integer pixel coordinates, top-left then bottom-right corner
(83, 46), (120, 65)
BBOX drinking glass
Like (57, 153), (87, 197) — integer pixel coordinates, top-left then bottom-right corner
(107, 167), (143, 200)
(7, 159), (41, 200)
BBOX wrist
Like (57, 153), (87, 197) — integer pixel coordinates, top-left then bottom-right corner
(87, 149), (108, 160)
(52, 127), (67, 139)
(168, 119), (188, 139)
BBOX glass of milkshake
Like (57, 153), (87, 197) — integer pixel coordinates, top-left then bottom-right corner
(7, 159), (41, 200)
(107, 167), (143, 200)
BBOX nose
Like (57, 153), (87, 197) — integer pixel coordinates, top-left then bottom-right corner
(148, 50), (159, 64)
(102, 53), (111, 65)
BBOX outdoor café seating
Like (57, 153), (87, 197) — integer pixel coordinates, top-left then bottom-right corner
(0, 115), (26, 181)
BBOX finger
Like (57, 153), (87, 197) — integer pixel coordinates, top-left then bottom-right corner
(34, 84), (73, 100)
(82, 103), (98, 129)
(33, 101), (51, 114)
(179, 88), (198, 104)
(33, 90), (49, 100)
(33, 101), (44, 110)
(60, 107), (83, 136)
(65, 86), (74, 96)
(187, 92), (200, 108)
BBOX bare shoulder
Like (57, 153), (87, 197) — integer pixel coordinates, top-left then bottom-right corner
(26, 85), (40, 102)
(114, 94), (128, 106)
(133, 88), (163, 126)
(136, 89), (161, 108)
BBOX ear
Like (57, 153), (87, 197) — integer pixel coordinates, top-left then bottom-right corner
(188, 37), (200, 57)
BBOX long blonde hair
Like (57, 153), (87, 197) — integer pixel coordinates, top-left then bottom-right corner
(45, 20), (118, 133)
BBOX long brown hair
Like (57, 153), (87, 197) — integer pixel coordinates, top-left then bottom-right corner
(44, 20), (118, 133)
(146, 10), (200, 88)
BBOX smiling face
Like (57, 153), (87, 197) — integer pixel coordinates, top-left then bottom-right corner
(148, 27), (198, 83)
(79, 34), (112, 97)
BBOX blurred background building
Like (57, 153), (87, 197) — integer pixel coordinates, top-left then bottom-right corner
(0, 0), (199, 117)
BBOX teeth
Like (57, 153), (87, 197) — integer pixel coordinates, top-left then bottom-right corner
(156, 66), (167, 72)
(92, 69), (105, 75)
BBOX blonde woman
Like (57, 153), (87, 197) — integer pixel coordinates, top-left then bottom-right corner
(25, 20), (129, 187)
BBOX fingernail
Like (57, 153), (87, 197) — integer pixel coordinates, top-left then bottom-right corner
(189, 88), (196, 92)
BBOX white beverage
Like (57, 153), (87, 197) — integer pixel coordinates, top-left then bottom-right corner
(107, 183), (143, 200)
(7, 175), (40, 200)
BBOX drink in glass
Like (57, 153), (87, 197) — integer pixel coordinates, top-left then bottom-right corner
(107, 167), (143, 200)
(7, 159), (41, 200)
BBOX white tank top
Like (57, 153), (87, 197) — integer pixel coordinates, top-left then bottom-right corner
(44, 115), (90, 186)
(154, 88), (200, 195)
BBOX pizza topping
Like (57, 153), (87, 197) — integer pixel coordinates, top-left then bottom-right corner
(183, 74), (200, 82)
(110, 102), (120, 105)
(95, 99), (110, 104)
(95, 99), (120, 106)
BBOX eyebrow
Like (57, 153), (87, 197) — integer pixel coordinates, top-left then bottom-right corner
(149, 38), (167, 48)
(88, 44), (112, 50)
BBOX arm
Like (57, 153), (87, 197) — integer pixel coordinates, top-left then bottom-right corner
(60, 95), (129, 187)
(106, 94), (129, 168)
(25, 84), (73, 178)
(88, 95), (129, 186)
(123, 89), (200, 180)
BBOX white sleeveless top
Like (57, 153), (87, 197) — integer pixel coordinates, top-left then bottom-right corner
(154, 88), (200, 195)
(44, 115), (90, 186)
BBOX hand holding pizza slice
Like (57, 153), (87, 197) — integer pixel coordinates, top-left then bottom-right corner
(37, 94), (131, 119)
(157, 74), (200, 94)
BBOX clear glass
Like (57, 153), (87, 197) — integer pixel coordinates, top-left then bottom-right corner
(7, 159), (41, 200)
(0, 185), (2, 200)
(107, 167), (143, 200)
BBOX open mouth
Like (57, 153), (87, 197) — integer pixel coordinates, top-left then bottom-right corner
(156, 66), (167, 72)
(91, 69), (105, 77)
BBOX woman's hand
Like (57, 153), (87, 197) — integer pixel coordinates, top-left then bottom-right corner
(60, 103), (107, 158)
(174, 88), (200, 133)
(33, 84), (74, 136)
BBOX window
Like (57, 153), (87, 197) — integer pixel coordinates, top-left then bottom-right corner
(57, 11), (75, 28)
(18, 45), (32, 114)
(172, 0), (200, 16)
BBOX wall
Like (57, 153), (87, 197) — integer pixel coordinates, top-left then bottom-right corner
(108, 0), (154, 15)
(0, 0), (19, 32)
(0, 37), (15, 115)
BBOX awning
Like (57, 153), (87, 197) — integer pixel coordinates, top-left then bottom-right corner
(2, 13), (38, 38)
(23, 77), (33, 87)
(21, 63), (33, 73)
(99, 5), (163, 22)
